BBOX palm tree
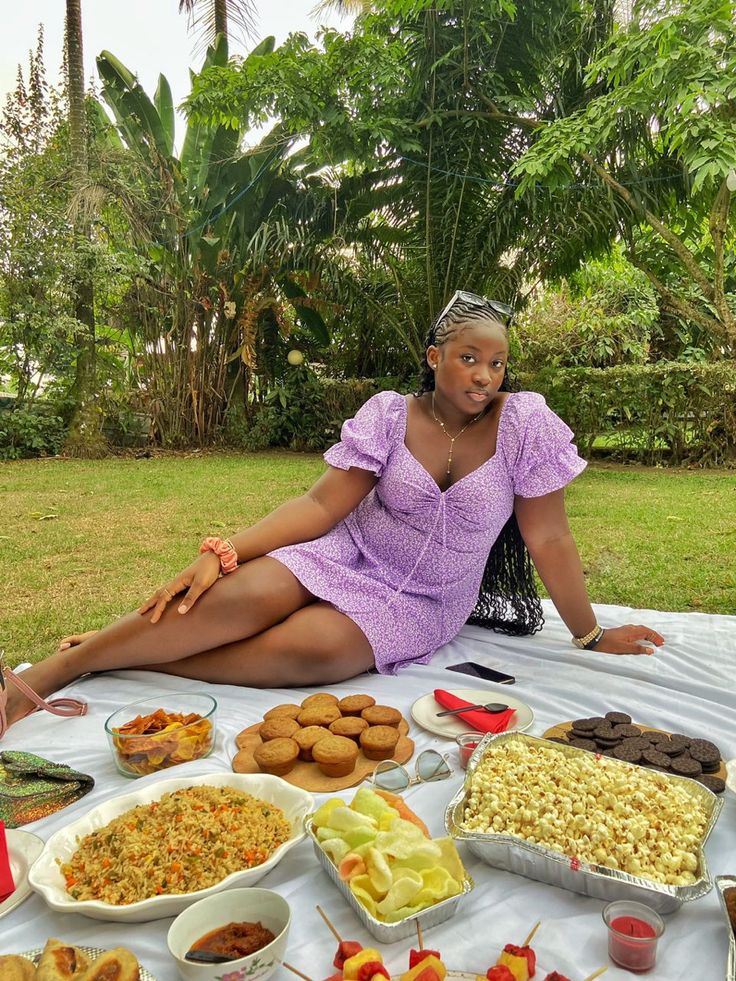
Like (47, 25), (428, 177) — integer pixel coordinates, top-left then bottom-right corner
(178, 0), (257, 52)
(64, 0), (104, 456)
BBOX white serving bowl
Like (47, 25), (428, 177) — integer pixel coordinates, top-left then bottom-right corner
(167, 887), (290, 981)
(28, 772), (314, 922)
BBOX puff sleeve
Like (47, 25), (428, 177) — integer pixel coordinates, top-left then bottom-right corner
(323, 390), (405, 477)
(507, 392), (587, 497)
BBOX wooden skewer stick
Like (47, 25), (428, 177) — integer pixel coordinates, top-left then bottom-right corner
(521, 921), (541, 947)
(582, 967), (609, 981)
(282, 963), (315, 981)
(316, 905), (343, 943)
(416, 920), (424, 950)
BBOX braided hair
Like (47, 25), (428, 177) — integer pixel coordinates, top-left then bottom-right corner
(416, 299), (544, 636)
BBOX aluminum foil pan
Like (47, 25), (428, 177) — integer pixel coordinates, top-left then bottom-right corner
(715, 876), (736, 981)
(445, 731), (722, 914)
(305, 817), (473, 943)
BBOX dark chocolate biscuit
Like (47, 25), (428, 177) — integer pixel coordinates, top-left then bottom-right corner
(571, 717), (604, 732)
(697, 774), (725, 794)
(594, 724), (618, 739)
(612, 743), (643, 763)
(642, 748), (672, 769)
(701, 757), (722, 774)
(571, 728), (598, 740)
(596, 738), (621, 749)
(605, 711), (632, 725)
(611, 724), (642, 739)
(670, 734), (692, 748)
(689, 739), (720, 764)
(670, 756), (703, 777)
(619, 737), (652, 752)
(568, 738), (598, 752)
(652, 738), (686, 757)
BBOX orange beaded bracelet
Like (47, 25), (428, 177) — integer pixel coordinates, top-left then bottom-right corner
(199, 536), (238, 575)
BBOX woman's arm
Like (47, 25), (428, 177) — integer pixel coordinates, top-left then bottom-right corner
(139, 465), (378, 621)
(229, 465), (378, 562)
(514, 490), (665, 655)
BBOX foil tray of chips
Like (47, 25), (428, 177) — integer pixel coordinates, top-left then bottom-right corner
(305, 817), (473, 943)
(444, 731), (722, 914)
(715, 876), (736, 981)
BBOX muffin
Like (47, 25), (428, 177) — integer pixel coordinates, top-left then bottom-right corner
(338, 694), (376, 717)
(253, 737), (299, 776)
(297, 704), (342, 728)
(259, 717), (301, 741)
(293, 725), (331, 761)
(312, 735), (359, 777)
(329, 716), (369, 743)
(301, 692), (340, 709)
(360, 725), (400, 760)
(361, 705), (402, 728)
(263, 703), (302, 721)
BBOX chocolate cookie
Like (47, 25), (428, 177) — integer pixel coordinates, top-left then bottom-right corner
(611, 724), (642, 739)
(697, 774), (726, 794)
(568, 737), (598, 752)
(596, 738), (620, 749)
(689, 739), (720, 765)
(594, 724), (618, 739)
(670, 733), (692, 748)
(619, 737), (652, 752)
(701, 757), (722, 774)
(571, 717), (605, 732)
(612, 743), (643, 763)
(571, 728), (598, 740)
(605, 711), (632, 725)
(670, 756), (703, 777)
(642, 748), (672, 769)
(651, 737), (686, 757)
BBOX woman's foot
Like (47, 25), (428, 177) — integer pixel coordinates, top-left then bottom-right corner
(1, 657), (83, 728)
(58, 629), (99, 651)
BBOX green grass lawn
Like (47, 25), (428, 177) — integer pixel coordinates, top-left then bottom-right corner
(2, 453), (734, 667)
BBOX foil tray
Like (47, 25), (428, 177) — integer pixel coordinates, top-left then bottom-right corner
(715, 876), (736, 981)
(305, 817), (474, 944)
(444, 731), (722, 914)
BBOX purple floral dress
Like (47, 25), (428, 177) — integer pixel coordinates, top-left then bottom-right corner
(269, 390), (586, 674)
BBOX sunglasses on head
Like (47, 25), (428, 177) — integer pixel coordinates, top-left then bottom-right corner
(368, 749), (452, 792)
(437, 290), (513, 327)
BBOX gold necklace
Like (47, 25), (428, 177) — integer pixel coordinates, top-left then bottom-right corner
(431, 391), (485, 475)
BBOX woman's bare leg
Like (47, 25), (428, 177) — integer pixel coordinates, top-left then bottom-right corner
(138, 602), (375, 687)
(4, 557), (316, 724)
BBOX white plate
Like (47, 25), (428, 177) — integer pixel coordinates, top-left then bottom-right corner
(21, 945), (156, 980)
(28, 772), (314, 923)
(726, 758), (736, 794)
(411, 689), (534, 739)
(0, 829), (44, 920)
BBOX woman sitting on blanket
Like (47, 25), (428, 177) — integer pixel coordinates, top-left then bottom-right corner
(1, 291), (664, 732)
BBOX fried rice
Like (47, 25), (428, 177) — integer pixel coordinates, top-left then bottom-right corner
(60, 785), (292, 904)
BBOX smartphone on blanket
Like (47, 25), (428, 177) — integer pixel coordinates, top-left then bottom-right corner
(445, 661), (516, 685)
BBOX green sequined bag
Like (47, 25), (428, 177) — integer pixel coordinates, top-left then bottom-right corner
(0, 751), (94, 828)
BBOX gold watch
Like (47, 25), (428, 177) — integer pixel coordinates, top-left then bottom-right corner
(572, 624), (605, 650)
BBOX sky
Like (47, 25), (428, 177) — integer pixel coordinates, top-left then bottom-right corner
(1, 2), (351, 134)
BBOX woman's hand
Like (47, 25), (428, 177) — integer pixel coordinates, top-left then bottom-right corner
(137, 552), (222, 623)
(593, 624), (665, 656)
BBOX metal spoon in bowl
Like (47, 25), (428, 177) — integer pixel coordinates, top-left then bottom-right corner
(436, 702), (509, 717)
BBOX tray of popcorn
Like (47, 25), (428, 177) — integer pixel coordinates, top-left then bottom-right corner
(444, 732), (722, 913)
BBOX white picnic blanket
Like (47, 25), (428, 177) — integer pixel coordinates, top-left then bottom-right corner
(1, 600), (734, 980)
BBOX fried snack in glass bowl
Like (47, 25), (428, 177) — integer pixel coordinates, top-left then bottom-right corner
(105, 693), (217, 777)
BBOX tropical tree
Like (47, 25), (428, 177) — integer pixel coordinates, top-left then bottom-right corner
(511, 0), (736, 351)
(63, 0), (106, 455)
(186, 0), (621, 366)
(96, 36), (331, 445)
(178, 0), (257, 52)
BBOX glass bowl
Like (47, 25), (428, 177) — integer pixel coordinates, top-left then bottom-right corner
(105, 692), (217, 777)
(455, 731), (482, 769)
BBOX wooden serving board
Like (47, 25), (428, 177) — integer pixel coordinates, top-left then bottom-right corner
(232, 718), (414, 791)
(543, 720), (727, 781)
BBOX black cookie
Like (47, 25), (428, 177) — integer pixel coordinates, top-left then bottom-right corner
(612, 743), (643, 763)
(619, 737), (652, 752)
(697, 774), (725, 794)
(596, 738), (621, 749)
(671, 756), (703, 777)
(653, 738), (686, 757)
(605, 711), (632, 725)
(670, 733), (692, 748)
(611, 724), (642, 739)
(642, 748), (672, 769)
(571, 729), (598, 740)
(571, 717), (604, 732)
(701, 757), (722, 774)
(568, 738), (598, 752)
(689, 740), (721, 764)
(594, 724), (618, 739)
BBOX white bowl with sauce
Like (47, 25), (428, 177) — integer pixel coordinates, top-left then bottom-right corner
(167, 887), (291, 981)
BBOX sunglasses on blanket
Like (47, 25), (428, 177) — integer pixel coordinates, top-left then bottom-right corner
(437, 290), (514, 327)
(369, 749), (452, 792)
